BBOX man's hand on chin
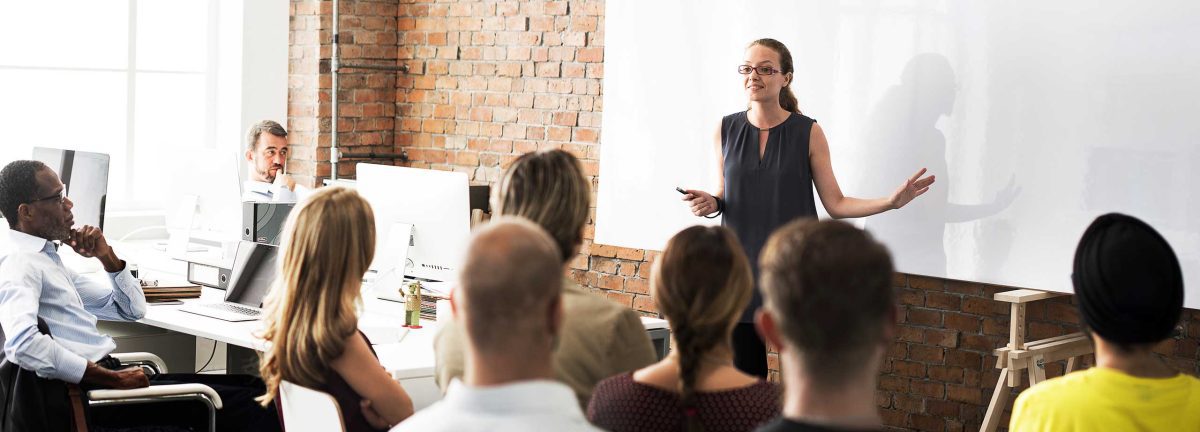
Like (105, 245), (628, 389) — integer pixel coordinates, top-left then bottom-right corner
(66, 226), (124, 272)
(272, 172), (296, 191)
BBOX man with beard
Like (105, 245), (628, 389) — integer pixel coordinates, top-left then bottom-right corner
(243, 120), (308, 202)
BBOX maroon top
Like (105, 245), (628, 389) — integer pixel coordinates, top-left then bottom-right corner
(322, 330), (383, 432)
(587, 372), (781, 432)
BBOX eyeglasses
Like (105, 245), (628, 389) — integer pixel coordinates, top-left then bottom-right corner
(28, 192), (66, 205)
(738, 65), (783, 76)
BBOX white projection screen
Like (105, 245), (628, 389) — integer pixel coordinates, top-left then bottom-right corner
(596, 0), (1200, 308)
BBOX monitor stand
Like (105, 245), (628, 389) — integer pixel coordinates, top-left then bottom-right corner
(373, 222), (414, 302)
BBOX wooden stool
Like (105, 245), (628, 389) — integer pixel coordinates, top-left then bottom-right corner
(980, 289), (1092, 432)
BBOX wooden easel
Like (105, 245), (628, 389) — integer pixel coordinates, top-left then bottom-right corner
(980, 289), (1094, 432)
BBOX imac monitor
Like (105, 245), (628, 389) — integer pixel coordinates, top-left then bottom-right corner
(31, 148), (110, 230)
(356, 163), (470, 283)
(166, 149), (243, 238)
(164, 149), (244, 264)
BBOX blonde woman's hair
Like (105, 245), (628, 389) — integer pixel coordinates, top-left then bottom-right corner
(257, 187), (376, 406)
(494, 149), (591, 263)
(652, 225), (753, 432)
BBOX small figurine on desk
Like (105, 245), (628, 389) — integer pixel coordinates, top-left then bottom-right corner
(403, 280), (423, 329)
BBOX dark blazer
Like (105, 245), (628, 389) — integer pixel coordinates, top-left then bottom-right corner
(0, 318), (77, 432)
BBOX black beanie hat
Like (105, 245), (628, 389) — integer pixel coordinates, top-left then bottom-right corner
(1072, 213), (1183, 345)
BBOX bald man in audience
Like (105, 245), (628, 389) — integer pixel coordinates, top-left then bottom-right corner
(395, 219), (600, 432)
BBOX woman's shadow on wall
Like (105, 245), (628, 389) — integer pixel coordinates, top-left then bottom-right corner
(860, 53), (1019, 278)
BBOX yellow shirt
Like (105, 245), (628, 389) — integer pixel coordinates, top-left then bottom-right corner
(1010, 367), (1200, 432)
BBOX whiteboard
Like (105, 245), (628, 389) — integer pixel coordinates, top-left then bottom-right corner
(596, 0), (1200, 309)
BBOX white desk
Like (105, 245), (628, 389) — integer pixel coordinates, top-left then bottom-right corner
(110, 240), (669, 410)
(136, 287), (446, 408)
(138, 287), (668, 380)
(138, 288), (440, 376)
(107, 241), (447, 407)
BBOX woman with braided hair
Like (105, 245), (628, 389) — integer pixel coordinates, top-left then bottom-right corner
(587, 226), (780, 432)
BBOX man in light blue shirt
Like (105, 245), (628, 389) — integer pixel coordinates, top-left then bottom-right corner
(0, 160), (280, 431)
(0, 160), (148, 389)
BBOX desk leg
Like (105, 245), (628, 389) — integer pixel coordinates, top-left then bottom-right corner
(981, 368), (1011, 432)
(226, 345), (260, 376)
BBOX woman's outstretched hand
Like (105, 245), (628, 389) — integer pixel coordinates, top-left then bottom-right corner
(890, 168), (936, 209)
(682, 189), (719, 216)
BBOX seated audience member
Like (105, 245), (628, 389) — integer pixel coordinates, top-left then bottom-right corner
(258, 187), (414, 431)
(588, 225), (780, 432)
(396, 219), (601, 432)
(435, 149), (656, 408)
(1009, 213), (1200, 431)
(755, 220), (896, 432)
(0, 160), (279, 431)
(242, 120), (308, 202)
(234, 119), (308, 374)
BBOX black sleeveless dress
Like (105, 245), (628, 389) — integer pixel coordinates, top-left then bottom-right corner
(722, 111), (819, 322)
(323, 331), (386, 432)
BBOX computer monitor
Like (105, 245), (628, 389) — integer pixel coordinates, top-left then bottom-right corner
(31, 148), (110, 230)
(225, 241), (278, 307)
(162, 149), (244, 263)
(167, 149), (243, 237)
(355, 163), (470, 283)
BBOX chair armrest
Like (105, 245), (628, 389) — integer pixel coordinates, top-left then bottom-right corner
(89, 384), (224, 409)
(110, 352), (168, 374)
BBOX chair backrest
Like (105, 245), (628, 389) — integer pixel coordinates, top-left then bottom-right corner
(278, 380), (344, 432)
(0, 318), (82, 432)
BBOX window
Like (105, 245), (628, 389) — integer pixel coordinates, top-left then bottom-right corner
(0, 0), (218, 211)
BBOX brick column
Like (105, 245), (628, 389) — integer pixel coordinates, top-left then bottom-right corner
(392, 0), (647, 308)
(288, 0), (399, 187)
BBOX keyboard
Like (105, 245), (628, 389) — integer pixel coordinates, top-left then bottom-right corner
(201, 303), (261, 317)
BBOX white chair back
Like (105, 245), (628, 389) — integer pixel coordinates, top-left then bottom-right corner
(279, 380), (345, 432)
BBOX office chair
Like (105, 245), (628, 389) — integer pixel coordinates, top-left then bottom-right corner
(0, 320), (222, 432)
(278, 380), (345, 432)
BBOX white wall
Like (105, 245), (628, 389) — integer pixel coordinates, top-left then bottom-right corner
(177, 0), (289, 237)
(597, 0), (1200, 308)
(216, 0), (289, 169)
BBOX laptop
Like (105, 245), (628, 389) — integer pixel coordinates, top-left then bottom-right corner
(179, 241), (277, 322)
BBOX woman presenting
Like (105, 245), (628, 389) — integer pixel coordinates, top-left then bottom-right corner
(682, 38), (935, 377)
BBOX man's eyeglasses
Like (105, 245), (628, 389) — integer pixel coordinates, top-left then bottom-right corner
(738, 65), (783, 76)
(28, 192), (66, 205)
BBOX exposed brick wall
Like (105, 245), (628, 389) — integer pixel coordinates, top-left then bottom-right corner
(391, 0), (625, 305)
(284, 1), (1200, 430)
(289, 0), (400, 187)
(885, 275), (1200, 432)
